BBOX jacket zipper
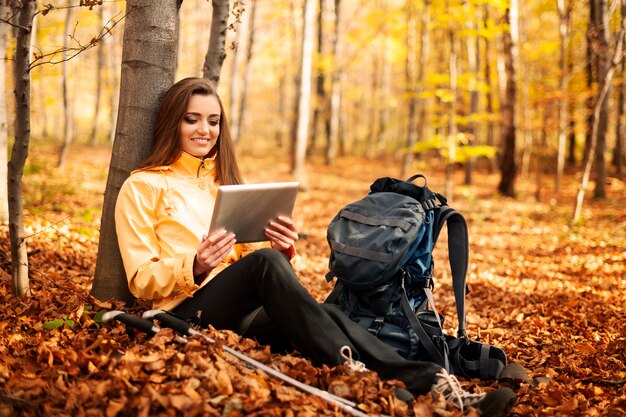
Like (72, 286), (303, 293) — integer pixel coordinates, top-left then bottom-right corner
(197, 159), (205, 178)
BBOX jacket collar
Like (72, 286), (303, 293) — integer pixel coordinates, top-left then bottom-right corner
(135, 151), (217, 177)
(170, 151), (217, 177)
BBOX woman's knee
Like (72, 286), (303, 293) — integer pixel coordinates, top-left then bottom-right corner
(247, 248), (298, 285)
(250, 248), (291, 267)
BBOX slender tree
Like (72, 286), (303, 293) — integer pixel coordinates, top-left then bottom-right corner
(0, 0), (10, 224)
(8, 0), (37, 297)
(326, 0), (342, 165)
(57, 0), (75, 169)
(91, 0), (181, 303)
(236, 0), (257, 147)
(574, 0), (625, 221)
(615, 57), (625, 174)
(446, 17), (458, 202)
(292, 0), (316, 186)
(464, 0), (479, 185)
(556, 0), (571, 194)
(202, 0), (229, 87)
(417, 1), (431, 149)
(483, 3), (497, 174)
(308, 0), (326, 155)
(592, 0), (610, 200)
(228, 2), (248, 145)
(90, 4), (105, 146)
(498, 5), (519, 197)
(401, 1), (418, 177)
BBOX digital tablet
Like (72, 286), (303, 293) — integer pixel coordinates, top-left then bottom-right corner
(208, 182), (300, 243)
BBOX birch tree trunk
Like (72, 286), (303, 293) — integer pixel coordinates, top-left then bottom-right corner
(0, 0), (10, 224)
(228, 3), (248, 145)
(498, 5), (519, 197)
(236, 0), (257, 148)
(556, 0), (570, 194)
(9, 0), (37, 297)
(202, 0), (229, 87)
(292, 0), (315, 187)
(326, 0), (342, 166)
(90, 5), (105, 146)
(91, 0), (180, 303)
(57, 0), (75, 170)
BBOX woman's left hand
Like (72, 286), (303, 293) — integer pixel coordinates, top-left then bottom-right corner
(265, 216), (299, 252)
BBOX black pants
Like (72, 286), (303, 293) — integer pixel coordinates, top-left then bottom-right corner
(173, 248), (441, 394)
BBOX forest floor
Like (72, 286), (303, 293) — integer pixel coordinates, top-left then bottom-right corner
(0, 145), (625, 417)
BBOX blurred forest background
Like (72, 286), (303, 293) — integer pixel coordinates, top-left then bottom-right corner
(1, 0), (625, 194)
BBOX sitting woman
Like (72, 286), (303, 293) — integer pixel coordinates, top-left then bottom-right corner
(115, 77), (515, 417)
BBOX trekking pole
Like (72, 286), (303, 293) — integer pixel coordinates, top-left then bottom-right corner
(142, 310), (376, 417)
(102, 310), (161, 335)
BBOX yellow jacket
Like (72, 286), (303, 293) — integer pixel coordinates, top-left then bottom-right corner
(115, 151), (294, 311)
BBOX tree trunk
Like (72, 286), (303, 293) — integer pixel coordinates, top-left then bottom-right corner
(498, 5), (519, 197)
(236, 0), (257, 149)
(615, 57), (625, 175)
(567, 53), (577, 167)
(401, 2), (418, 177)
(593, 0), (610, 200)
(484, 3), (497, 174)
(292, 0), (315, 187)
(583, 0), (596, 167)
(91, 0), (180, 303)
(57, 0), (75, 170)
(555, 0), (570, 194)
(446, 27), (457, 202)
(228, 2), (249, 145)
(108, 6), (120, 144)
(0, 0), (10, 224)
(308, 0), (325, 155)
(9, 0), (37, 297)
(574, 0), (624, 221)
(202, 0), (230, 87)
(326, 0), (342, 166)
(464, 0), (479, 185)
(90, 5), (105, 146)
(417, 1), (431, 148)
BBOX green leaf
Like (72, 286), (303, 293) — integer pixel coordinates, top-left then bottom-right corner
(93, 311), (106, 324)
(64, 318), (75, 329)
(43, 319), (65, 330)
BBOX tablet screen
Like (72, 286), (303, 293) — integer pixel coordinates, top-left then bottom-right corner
(208, 182), (300, 243)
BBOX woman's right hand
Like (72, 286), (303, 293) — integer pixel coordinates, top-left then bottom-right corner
(193, 229), (236, 278)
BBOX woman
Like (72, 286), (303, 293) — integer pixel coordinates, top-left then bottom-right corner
(115, 77), (515, 417)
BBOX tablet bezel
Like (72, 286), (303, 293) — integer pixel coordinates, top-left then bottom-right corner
(208, 182), (300, 243)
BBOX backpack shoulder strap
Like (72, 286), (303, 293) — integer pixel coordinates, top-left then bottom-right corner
(433, 205), (469, 338)
(400, 285), (450, 371)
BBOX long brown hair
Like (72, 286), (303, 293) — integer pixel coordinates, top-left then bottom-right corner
(140, 77), (243, 185)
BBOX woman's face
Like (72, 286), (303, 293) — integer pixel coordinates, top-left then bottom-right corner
(179, 94), (221, 158)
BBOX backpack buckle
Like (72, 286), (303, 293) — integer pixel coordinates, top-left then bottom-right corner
(367, 317), (385, 336)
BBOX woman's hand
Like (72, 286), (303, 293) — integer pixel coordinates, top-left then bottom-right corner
(193, 229), (236, 278)
(265, 216), (299, 252)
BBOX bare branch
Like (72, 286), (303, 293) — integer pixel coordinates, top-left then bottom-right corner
(28, 9), (126, 71)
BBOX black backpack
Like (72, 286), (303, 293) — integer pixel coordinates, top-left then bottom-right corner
(325, 174), (508, 380)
